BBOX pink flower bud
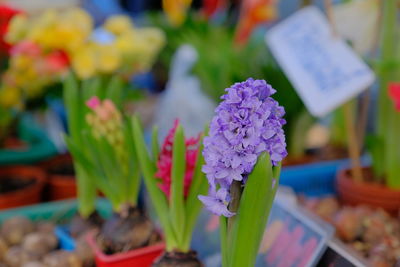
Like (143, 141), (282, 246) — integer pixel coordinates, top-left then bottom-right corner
(86, 96), (101, 110)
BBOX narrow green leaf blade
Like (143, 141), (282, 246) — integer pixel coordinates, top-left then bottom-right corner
(152, 126), (160, 162)
(181, 133), (208, 250)
(170, 124), (186, 246)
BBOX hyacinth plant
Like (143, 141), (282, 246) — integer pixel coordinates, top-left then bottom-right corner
(66, 95), (159, 253)
(132, 117), (208, 258)
(199, 78), (287, 267)
(63, 73), (124, 219)
(67, 96), (139, 212)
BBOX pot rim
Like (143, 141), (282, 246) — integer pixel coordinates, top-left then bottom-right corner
(337, 166), (400, 194)
(0, 165), (46, 197)
(86, 230), (165, 263)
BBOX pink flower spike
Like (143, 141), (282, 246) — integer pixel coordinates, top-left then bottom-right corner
(103, 99), (117, 113)
(86, 96), (101, 110)
(389, 82), (400, 111)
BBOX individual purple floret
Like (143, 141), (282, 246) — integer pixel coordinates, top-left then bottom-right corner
(199, 78), (287, 217)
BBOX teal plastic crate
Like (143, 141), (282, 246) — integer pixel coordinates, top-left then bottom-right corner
(0, 114), (57, 165)
(0, 198), (112, 223)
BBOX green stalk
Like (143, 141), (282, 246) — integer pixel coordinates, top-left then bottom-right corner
(387, 113), (400, 188)
(376, 0), (400, 182)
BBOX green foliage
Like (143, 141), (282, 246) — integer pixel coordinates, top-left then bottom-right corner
(221, 152), (280, 267)
(63, 73), (134, 216)
(132, 116), (208, 252)
(370, 0), (400, 188)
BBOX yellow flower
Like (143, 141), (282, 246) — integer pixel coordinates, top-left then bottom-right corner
(5, 14), (28, 44)
(71, 45), (96, 79)
(96, 44), (121, 74)
(0, 87), (21, 109)
(23, 8), (92, 52)
(162, 0), (192, 26)
(104, 15), (134, 36)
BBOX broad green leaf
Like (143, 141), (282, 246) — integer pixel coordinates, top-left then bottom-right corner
(181, 133), (208, 251)
(170, 124), (186, 246)
(131, 116), (178, 250)
(229, 152), (276, 267)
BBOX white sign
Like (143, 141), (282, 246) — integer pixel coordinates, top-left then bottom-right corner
(266, 6), (375, 117)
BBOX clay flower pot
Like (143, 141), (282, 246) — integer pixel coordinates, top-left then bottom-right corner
(40, 154), (77, 201)
(86, 231), (165, 267)
(336, 167), (400, 214)
(0, 165), (46, 209)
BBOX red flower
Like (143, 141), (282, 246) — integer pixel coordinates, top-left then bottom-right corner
(155, 120), (200, 198)
(389, 82), (400, 111)
(234, 0), (278, 45)
(202, 0), (227, 19)
(0, 5), (22, 56)
(43, 50), (70, 73)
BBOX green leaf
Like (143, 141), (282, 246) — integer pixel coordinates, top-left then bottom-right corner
(228, 152), (277, 267)
(64, 135), (97, 217)
(63, 73), (81, 142)
(170, 124), (186, 247)
(106, 76), (124, 108)
(152, 126), (160, 162)
(123, 120), (141, 206)
(181, 133), (208, 251)
(131, 116), (178, 250)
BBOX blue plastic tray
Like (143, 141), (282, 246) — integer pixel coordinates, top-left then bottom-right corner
(280, 156), (370, 197)
(280, 159), (349, 197)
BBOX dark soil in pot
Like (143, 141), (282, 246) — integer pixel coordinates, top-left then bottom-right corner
(47, 162), (74, 176)
(97, 206), (159, 254)
(40, 154), (76, 201)
(0, 176), (35, 193)
(0, 166), (45, 209)
(153, 250), (203, 267)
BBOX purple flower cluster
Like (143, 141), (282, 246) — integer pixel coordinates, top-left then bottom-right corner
(198, 78), (287, 217)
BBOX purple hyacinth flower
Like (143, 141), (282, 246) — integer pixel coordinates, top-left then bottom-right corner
(198, 188), (235, 217)
(199, 78), (287, 217)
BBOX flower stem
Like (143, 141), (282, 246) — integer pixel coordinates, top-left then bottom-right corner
(227, 181), (242, 234)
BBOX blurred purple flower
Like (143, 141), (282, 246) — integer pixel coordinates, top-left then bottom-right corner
(199, 78), (287, 217)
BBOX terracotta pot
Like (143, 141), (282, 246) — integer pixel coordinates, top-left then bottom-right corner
(0, 165), (46, 209)
(40, 154), (77, 201)
(86, 231), (165, 267)
(336, 167), (400, 214)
